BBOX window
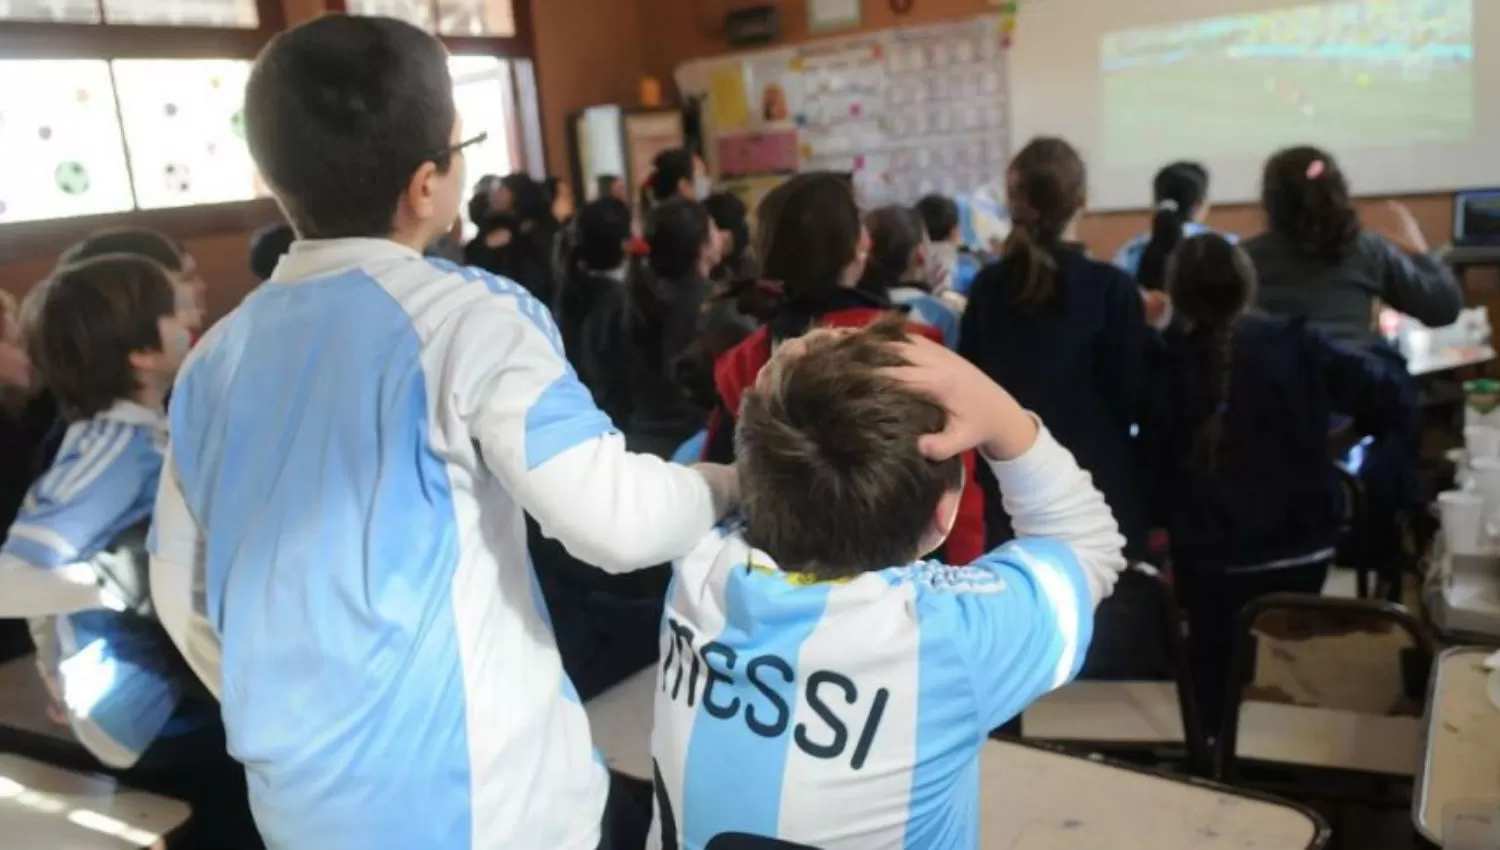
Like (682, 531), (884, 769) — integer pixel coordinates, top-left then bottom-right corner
(0, 59), (260, 224)
(0, 0), (540, 239)
(113, 59), (260, 209)
(450, 55), (516, 181)
(347, 0), (513, 36)
(0, 0), (257, 26)
(0, 60), (135, 223)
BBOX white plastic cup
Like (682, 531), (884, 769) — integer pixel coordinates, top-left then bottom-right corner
(1470, 456), (1500, 544)
(1439, 490), (1486, 555)
(1466, 426), (1500, 461)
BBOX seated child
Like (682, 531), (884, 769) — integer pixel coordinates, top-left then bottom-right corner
(650, 318), (1126, 849)
(0, 254), (201, 766)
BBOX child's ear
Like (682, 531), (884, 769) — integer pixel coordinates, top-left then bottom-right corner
(918, 487), (964, 558)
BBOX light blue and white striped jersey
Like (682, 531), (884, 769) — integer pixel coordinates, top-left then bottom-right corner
(1113, 223), (1238, 279)
(1, 401), (185, 768)
(150, 238), (723, 850)
(649, 429), (1127, 850)
(889, 285), (961, 350)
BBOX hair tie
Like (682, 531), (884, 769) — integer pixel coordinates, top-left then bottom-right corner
(1157, 198), (1180, 213)
(1305, 159), (1326, 180)
(626, 236), (650, 258)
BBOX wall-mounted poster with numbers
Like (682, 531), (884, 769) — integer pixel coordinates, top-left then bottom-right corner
(676, 14), (1014, 211)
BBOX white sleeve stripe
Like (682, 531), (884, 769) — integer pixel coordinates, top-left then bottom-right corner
(40, 421), (106, 500)
(1013, 548), (1082, 690)
(56, 424), (133, 503)
(8, 524), (79, 559)
(44, 422), (111, 503)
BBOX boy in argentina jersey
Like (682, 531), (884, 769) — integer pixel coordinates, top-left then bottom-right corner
(0, 255), (197, 768)
(651, 320), (1127, 850)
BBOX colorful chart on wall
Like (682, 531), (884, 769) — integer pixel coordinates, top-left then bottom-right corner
(676, 14), (1015, 212)
(112, 59), (263, 210)
(0, 60), (136, 223)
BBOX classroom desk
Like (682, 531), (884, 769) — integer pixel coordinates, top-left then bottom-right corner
(1413, 647), (1500, 847)
(0, 754), (190, 849)
(981, 740), (1328, 849)
(1407, 345), (1495, 378)
(584, 666), (1329, 849)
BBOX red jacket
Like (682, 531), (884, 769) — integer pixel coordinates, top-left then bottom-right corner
(708, 305), (986, 565)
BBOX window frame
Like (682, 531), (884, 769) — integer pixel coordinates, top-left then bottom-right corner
(0, 0), (540, 263)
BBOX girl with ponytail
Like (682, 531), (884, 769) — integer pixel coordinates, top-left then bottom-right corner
(1141, 232), (1412, 732)
(1114, 161), (1233, 289)
(960, 136), (1151, 561)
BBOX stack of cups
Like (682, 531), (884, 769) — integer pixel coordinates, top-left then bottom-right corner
(1462, 425), (1500, 553)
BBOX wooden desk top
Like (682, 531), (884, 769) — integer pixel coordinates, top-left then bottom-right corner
(1415, 647), (1500, 845)
(585, 666), (1327, 849)
(981, 741), (1326, 849)
(0, 753), (190, 849)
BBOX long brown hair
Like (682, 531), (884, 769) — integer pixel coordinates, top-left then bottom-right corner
(1165, 234), (1258, 470)
(1261, 146), (1359, 263)
(1001, 137), (1086, 310)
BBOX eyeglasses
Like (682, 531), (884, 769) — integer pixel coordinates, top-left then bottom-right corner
(431, 131), (488, 164)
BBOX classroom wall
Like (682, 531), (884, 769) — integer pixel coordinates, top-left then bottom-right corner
(636, 0), (1466, 264)
(532, 0), (646, 178)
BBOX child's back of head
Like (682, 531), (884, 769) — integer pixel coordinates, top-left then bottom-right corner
(737, 317), (963, 578)
(244, 14), (458, 240)
(31, 254), (185, 421)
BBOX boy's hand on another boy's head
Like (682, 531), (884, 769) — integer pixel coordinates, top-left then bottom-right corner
(691, 462), (740, 520)
(885, 333), (1037, 463)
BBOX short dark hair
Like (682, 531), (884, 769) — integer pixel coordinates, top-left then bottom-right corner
(245, 14), (457, 239)
(861, 205), (926, 296)
(30, 255), (176, 421)
(650, 148), (694, 202)
(59, 227), (183, 273)
(915, 195), (960, 243)
(572, 196), (632, 272)
(249, 222), (296, 281)
(737, 316), (964, 579)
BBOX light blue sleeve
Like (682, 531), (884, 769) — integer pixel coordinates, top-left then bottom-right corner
(924, 537), (1094, 732)
(1113, 236), (1146, 278)
(3, 423), (157, 569)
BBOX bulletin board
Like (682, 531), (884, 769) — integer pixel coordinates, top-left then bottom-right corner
(675, 12), (1017, 241)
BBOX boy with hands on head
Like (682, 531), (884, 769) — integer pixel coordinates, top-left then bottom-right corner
(651, 318), (1126, 850)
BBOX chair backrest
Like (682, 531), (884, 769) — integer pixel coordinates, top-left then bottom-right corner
(1215, 593), (1435, 781)
(1020, 565), (1208, 768)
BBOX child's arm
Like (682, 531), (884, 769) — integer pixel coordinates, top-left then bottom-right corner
(892, 334), (1126, 729)
(148, 452), (221, 698)
(932, 430), (1125, 730)
(452, 284), (737, 573)
(0, 431), (154, 618)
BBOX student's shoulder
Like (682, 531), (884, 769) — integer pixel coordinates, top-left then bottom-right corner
(23, 411), (160, 511)
(403, 257), (565, 352)
(902, 538), (1090, 607)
